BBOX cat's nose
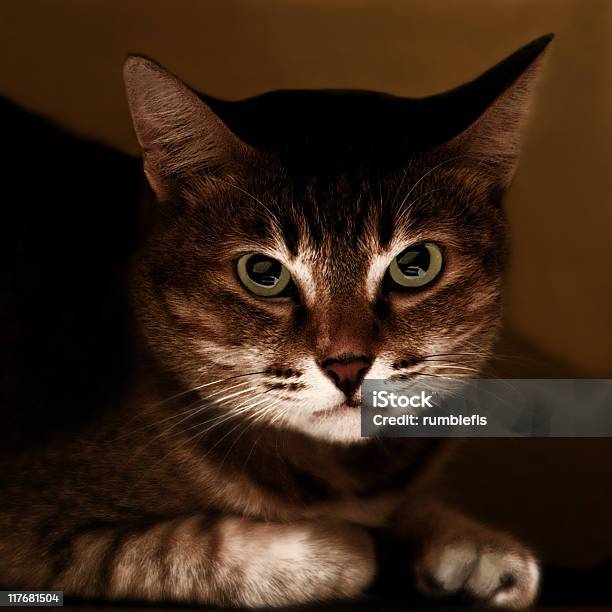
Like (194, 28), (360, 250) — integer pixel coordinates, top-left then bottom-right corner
(322, 356), (372, 399)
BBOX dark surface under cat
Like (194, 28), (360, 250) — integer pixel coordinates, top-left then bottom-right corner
(56, 600), (612, 611)
(59, 603), (608, 610)
(52, 560), (612, 610)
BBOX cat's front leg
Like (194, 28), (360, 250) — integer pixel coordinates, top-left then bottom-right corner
(393, 499), (539, 609)
(50, 515), (375, 607)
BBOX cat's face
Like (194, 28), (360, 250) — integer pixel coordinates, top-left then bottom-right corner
(133, 159), (505, 442)
(124, 41), (546, 442)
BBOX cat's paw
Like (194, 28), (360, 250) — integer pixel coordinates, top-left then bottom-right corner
(414, 537), (539, 609)
(221, 517), (375, 607)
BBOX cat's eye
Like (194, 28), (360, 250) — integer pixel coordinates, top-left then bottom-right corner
(388, 242), (443, 288)
(237, 253), (292, 297)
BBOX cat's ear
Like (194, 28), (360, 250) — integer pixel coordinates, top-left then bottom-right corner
(123, 56), (250, 201)
(447, 35), (553, 188)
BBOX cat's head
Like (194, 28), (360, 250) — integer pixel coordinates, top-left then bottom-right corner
(124, 36), (551, 443)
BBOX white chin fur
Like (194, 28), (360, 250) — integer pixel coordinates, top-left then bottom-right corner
(282, 409), (367, 444)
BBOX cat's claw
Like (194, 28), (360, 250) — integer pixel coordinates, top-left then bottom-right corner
(415, 540), (539, 609)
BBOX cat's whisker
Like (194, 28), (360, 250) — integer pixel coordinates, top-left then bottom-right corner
(118, 374), (272, 441)
(176, 395), (283, 469)
(185, 388), (272, 438)
(214, 177), (283, 235)
(117, 398), (208, 441)
(203, 392), (282, 435)
(216, 421), (255, 472)
(396, 187), (449, 223)
(161, 378), (225, 398)
(152, 378), (263, 428)
(186, 396), (263, 434)
(390, 167), (408, 209)
(123, 371), (271, 436)
(130, 387), (262, 448)
(241, 399), (290, 468)
(203, 379), (257, 400)
(395, 155), (470, 216)
(208, 385), (260, 405)
(144, 378), (228, 410)
(424, 364), (481, 373)
(228, 394), (279, 420)
(150, 385), (270, 445)
(395, 372), (471, 381)
(422, 351), (489, 359)
(209, 399), (284, 454)
(220, 387), (273, 411)
(162, 403), (247, 445)
(134, 403), (215, 448)
(215, 400), (284, 470)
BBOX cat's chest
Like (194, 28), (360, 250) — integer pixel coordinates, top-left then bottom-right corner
(196, 436), (444, 526)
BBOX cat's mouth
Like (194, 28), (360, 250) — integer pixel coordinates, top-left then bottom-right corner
(312, 398), (361, 417)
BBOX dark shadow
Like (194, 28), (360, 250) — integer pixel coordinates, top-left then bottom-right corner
(0, 97), (142, 446)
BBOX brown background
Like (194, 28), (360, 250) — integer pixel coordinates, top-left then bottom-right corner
(1, 0), (611, 569)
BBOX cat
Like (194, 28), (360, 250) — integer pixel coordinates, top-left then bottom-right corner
(0, 34), (552, 608)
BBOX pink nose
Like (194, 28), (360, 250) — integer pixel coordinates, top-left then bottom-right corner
(322, 357), (372, 398)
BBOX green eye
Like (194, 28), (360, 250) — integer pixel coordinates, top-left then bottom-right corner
(237, 253), (292, 297)
(388, 242), (443, 288)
